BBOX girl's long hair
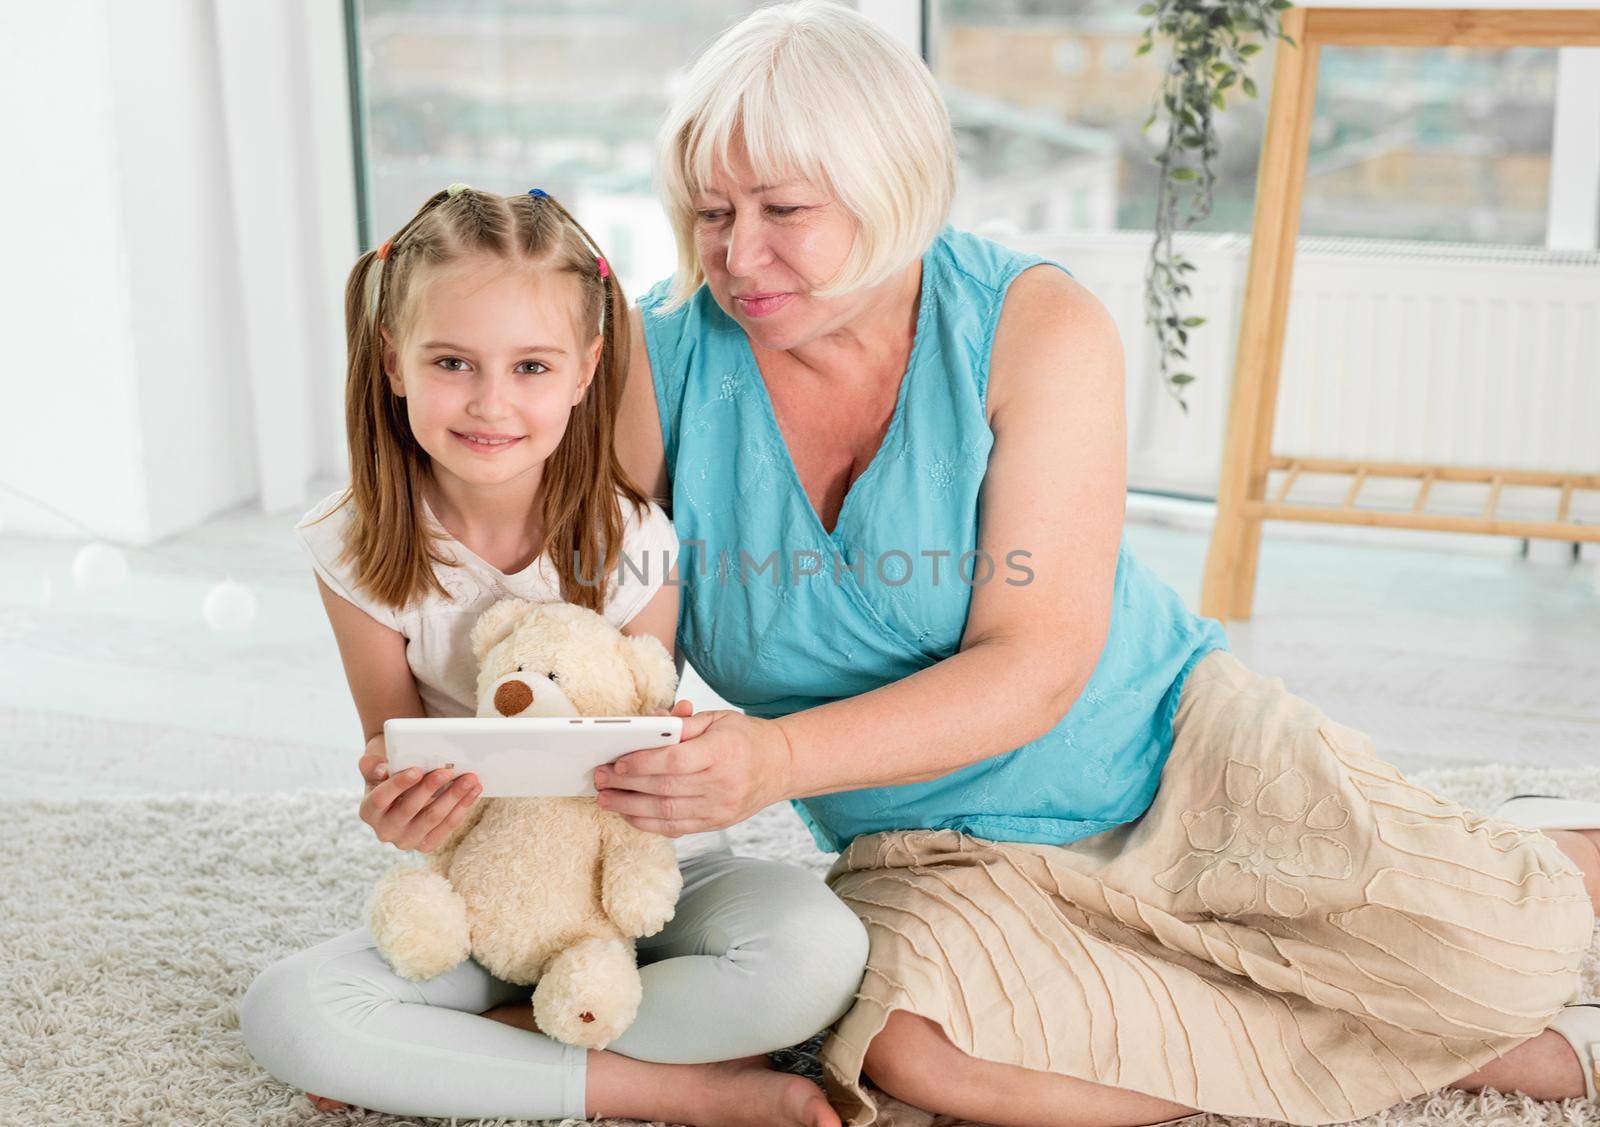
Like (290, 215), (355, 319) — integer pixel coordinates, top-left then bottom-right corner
(308, 187), (643, 616)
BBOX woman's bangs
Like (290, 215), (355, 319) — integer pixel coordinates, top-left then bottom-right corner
(684, 76), (827, 202)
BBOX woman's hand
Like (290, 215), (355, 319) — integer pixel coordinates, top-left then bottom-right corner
(357, 732), (482, 853)
(593, 700), (795, 836)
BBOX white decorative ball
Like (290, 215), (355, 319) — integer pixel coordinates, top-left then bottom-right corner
(72, 542), (128, 594)
(203, 578), (257, 632)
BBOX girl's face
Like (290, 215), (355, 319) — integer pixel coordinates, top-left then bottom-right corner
(382, 255), (600, 495)
(692, 145), (884, 353)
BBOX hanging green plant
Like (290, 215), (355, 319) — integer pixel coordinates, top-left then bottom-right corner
(1137, 0), (1296, 413)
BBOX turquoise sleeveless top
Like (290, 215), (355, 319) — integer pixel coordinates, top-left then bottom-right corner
(639, 225), (1229, 854)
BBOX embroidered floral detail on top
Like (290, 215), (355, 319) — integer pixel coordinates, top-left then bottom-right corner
(1153, 759), (1355, 918)
(916, 435), (989, 501)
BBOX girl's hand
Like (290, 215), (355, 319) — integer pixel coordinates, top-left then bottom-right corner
(593, 704), (795, 836)
(357, 733), (482, 853)
(651, 699), (695, 720)
(359, 734), (390, 791)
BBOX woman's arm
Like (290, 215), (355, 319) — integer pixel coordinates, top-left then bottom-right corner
(614, 304), (688, 678)
(597, 266), (1129, 833)
(615, 304), (671, 510)
(780, 264), (1126, 795)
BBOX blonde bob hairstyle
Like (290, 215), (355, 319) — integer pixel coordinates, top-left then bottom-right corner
(655, 0), (957, 310)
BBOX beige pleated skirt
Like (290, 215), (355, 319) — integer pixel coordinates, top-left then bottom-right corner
(819, 649), (1596, 1126)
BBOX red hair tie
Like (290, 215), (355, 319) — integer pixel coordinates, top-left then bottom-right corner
(596, 256), (610, 280)
(376, 240), (393, 261)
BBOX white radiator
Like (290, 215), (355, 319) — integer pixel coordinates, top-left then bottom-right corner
(1011, 231), (1600, 527)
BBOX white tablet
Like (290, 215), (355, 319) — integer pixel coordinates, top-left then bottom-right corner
(383, 716), (684, 798)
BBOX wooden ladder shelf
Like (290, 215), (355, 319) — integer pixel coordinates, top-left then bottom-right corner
(1200, 2), (1600, 621)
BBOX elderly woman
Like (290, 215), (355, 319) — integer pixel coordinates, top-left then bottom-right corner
(603, 3), (1600, 1126)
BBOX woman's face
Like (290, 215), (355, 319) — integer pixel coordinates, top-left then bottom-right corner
(692, 145), (882, 353)
(382, 255), (601, 494)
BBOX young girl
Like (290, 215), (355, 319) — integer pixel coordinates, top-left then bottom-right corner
(238, 184), (866, 1127)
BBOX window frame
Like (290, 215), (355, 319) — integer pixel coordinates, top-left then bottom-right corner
(341, 2), (1598, 253)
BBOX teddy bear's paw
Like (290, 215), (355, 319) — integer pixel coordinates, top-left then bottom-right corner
(603, 864), (684, 939)
(366, 865), (472, 982)
(532, 936), (643, 1050)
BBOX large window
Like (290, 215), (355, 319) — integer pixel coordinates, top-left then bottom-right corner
(934, 0), (1561, 244)
(351, 0), (844, 296)
(352, 1), (1585, 264)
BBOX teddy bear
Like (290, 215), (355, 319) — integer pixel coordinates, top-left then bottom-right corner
(365, 597), (685, 1050)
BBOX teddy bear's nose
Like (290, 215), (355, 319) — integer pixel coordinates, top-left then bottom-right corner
(494, 680), (534, 716)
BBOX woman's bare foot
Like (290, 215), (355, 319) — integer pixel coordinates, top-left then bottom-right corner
(305, 1093), (349, 1112)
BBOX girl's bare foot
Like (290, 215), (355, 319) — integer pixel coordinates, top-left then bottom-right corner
(304, 1028), (840, 1127)
(482, 1000), (542, 1033)
(696, 1055), (839, 1127)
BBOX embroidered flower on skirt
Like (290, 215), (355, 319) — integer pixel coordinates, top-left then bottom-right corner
(1154, 758), (1355, 918)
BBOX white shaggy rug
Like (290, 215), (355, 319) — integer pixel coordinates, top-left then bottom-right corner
(7, 765), (1600, 1127)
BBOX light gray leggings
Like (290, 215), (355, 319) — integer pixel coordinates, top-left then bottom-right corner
(238, 848), (869, 1121)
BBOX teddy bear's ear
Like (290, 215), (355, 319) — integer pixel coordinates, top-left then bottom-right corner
(620, 633), (678, 712)
(469, 598), (534, 665)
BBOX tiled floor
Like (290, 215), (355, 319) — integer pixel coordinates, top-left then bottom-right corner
(2, 481), (1595, 798)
